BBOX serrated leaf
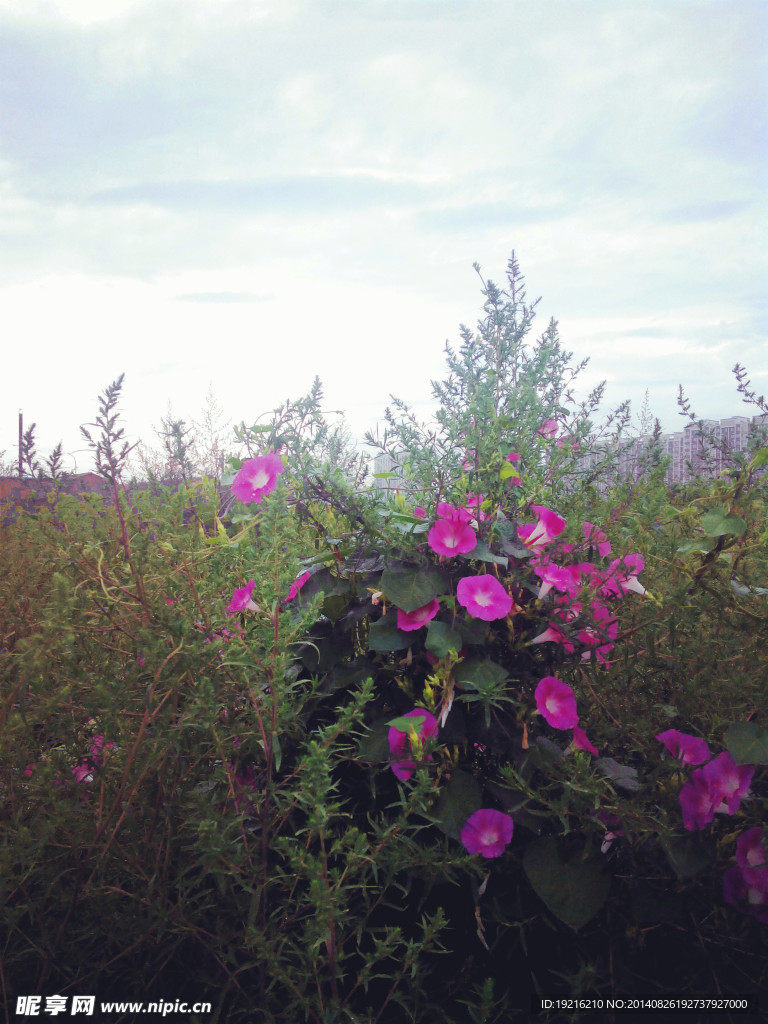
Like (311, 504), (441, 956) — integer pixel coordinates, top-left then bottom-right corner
(724, 721), (768, 765)
(379, 565), (450, 613)
(425, 620), (462, 658)
(523, 837), (610, 932)
(433, 770), (482, 839)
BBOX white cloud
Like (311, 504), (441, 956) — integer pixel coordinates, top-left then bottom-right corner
(0, 0), (765, 468)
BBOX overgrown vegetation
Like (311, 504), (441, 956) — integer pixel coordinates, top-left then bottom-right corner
(1, 255), (766, 1023)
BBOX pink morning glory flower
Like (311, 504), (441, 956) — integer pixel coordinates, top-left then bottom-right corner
(435, 501), (474, 523)
(736, 827), (768, 890)
(656, 729), (711, 766)
(600, 555), (646, 598)
(518, 505), (567, 553)
(72, 763), (94, 784)
(582, 522), (611, 557)
(533, 561), (583, 600)
(231, 452), (285, 504)
(701, 752), (754, 815)
(428, 517), (478, 557)
(284, 571), (311, 604)
(538, 418), (558, 439)
(388, 709), (439, 781)
(413, 505), (427, 519)
(456, 574), (512, 620)
(397, 598), (440, 632)
(679, 770), (719, 831)
(577, 602), (619, 665)
(571, 725), (599, 755)
(594, 810), (625, 853)
(461, 808), (514, 858)
(226, 579), (261, 618)
(506, 451), (521, 463)
(535, 676), (579, 730)
(89, 735), (117, 759)
(723, 865), (768, 924)
(530, 623), (576, 653)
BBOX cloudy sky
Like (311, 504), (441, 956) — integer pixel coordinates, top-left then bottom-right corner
(1, 0), (766, 475)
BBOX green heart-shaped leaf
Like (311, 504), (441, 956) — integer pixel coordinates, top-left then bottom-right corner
(380, 565), (450, 612)
(724, 721), (768, 765)
(523, 837), (610, 932)
(426, 620), (462, 658)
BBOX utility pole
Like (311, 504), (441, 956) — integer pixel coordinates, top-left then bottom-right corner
(18, 409), (22, 479)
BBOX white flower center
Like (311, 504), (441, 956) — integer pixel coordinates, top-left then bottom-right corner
(250, 468), (270, 488)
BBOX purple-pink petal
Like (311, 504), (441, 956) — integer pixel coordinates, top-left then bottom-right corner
(679, 770), (718, 831)
(701, 752), (754, 815)
(388, 709), (439, 781)
(736, 827), (768, 891)
(397, 599), (440, 632)
(655, 729), (711, 766)
(572, 725), (599, 755)
(226, 579), (260, 618)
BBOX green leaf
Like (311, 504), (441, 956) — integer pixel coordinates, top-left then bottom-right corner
(499, 461), (521, 480)
(724, 721), (768, 765)
(660, 833), (712, 880)
(357, 719), (391, 762)
(596, 757), (640, 793)
(460, 539), (508, 566)
(676, 540), (712, 556)
(747, 447), (768, 470)
(523, 837), (610, 932)
(433, 770), (482, 840)
(457, 617), (489, 646)
(425, 620), (462, 658)
(379, 565), (449, 612)
(700, 508), (747, 538)
(453, 659), (508, 692)
(387, 714), (426, 733)
(368, 617), (411, 652)
(321, 593), (349, 623)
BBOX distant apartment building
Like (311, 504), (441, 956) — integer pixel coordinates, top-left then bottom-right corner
(578, 414), (767, 488)
(371, 416), (767, 496)
(370, 452), (407, 493)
